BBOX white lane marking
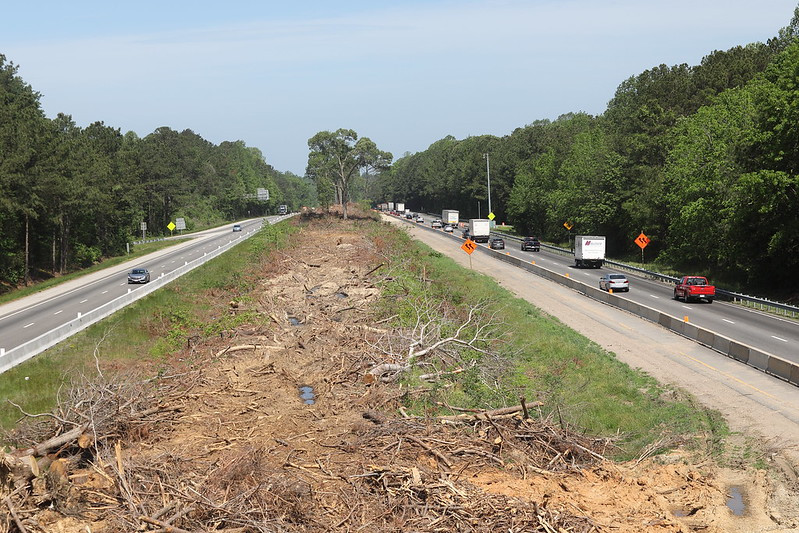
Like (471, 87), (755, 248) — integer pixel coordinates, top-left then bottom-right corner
(54, 310), (63, 315)
(649, 294), (660, 299)
(772, 336), (788, 343)
(682, 305), (692, 310)
(102, 290), (108, 294)
(23, 322), (34, 328)
(722, 319), (735, 324)
(80, 299), (88, 304)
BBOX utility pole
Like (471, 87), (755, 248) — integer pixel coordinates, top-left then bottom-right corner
(484, 153), (492, 219)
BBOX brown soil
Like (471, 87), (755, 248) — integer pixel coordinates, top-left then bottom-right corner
(3, 213), (799, 532)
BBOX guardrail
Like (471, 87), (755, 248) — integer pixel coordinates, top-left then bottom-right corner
(493, 231), (798, 319)
(0, 215), (295, 375)
(392, 212), (799, 385)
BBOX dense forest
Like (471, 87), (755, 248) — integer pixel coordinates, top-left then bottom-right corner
(0, 54), (315, 289)
(377, 11), (799, 297)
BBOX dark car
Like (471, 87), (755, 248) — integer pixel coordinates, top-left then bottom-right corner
(405, 213), (413, 219)
(489, 237), (505, 250)
(233, 224), (242, 232)
(128, 268), (150, 284)
(521, 236), (540, 252)
(461, 229), (471, 239)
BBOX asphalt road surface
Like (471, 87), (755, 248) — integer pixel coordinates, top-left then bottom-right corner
(384, 214), (799, 461)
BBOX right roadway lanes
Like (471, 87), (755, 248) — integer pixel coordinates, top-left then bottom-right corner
(400, 213), (799, 365)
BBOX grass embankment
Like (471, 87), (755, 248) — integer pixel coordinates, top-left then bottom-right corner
(0, 223), (294, 430)
(1, 213), (725, 461)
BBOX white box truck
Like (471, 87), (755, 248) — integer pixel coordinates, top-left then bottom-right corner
(387, 202), (395, 211)
(442, 210), (459, 225)
(574, 235), (606, 268)
(395, 202), (405, 213)
(468, 219), (491, 243)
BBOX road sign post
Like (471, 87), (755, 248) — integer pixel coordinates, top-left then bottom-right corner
(635, 232), (651, 263)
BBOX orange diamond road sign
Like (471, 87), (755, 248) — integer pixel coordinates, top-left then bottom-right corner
(461, 239), (477, 255)
(635, 232), (650, 249)
(563, 221), (573, 230)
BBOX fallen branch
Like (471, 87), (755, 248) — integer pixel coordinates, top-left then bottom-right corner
(434, 401), (544, 422)
(214, 344), (258, 357)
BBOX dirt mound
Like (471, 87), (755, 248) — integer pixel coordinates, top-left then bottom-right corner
(2, 218), (798, 532)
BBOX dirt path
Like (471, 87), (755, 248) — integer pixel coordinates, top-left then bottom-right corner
(5, 216), (799, 532)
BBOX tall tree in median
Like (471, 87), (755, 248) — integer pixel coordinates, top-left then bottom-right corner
(306, 129), (392, 219)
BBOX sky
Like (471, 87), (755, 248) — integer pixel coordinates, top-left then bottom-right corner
(3, 0), (797, 176)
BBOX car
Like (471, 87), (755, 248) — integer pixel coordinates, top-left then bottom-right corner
(599, 273), (629, 292)
(461, 229), (471, 239)
(431, 220), (443, 228)
(405, 213), (413, 219)
(416, 216), (424, 223)
(521, 236), (540, 252)
(128, 268), (150, 284)
(489, 237), (505, 250)
(443, 224), (454, 233)
(233, 224), (242, 232)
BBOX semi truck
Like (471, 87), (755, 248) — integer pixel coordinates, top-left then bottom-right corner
(574, 235), (606, 268)
(468, 219), (491, 243)
(442, 210), (459, 225)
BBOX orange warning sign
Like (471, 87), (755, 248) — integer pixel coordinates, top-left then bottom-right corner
(635, 232), (650, 249)
(461, 239), (477, 255)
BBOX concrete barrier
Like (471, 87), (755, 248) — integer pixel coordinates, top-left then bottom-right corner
(468, 232), (799, 386)
(0, 218), (295, 375)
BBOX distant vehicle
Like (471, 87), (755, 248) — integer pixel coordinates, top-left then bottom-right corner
(127, 268), (150, 284)
(442, 209), (459, 225)
(278, 204), (288, 215)
(405, 213), (414, 219)
(574, 235), (606, 268)
(468, 219), (491, 243)
(599, 273), (629, 292)
(431, 220), (443, 228)
(521, 237), (540, 252)
(443, 224), (454, 233)
(489, 237), (505, 250)
(233, 224), (242, 232)
(674, 276), (715, 303)
(396, 202), (405, 212)
(415, 216), (424, 223)
(461, 228), (471, 239)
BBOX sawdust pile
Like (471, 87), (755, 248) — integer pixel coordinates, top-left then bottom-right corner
(2, 212), (798, 532)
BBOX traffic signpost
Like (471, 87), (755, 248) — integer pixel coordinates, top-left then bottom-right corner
(635, 232), (650, 262)
(461, 239), (477, 269)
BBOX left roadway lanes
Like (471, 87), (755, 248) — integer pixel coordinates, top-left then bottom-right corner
(0, 218), (267, 355)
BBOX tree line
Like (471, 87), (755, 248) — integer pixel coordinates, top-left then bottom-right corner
(377, 11), (799, 297)
(0, 54), (315, 289)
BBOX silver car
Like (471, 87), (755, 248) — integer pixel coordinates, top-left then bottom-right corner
(599, 273), (629, 292)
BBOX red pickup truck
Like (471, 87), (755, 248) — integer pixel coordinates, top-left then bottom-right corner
(673, 276), (715, 304)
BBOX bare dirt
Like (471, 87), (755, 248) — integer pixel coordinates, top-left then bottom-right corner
(4, 213), (799, 532)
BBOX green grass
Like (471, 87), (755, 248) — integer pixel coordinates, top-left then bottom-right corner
(0, 221), (297, 431)
(370, 222), (727, 460)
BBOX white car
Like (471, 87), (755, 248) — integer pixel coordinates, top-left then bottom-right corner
(416, 216), (424, 223)
(431, 220), (443, 228)
(599, 273), (629, 292)
(443, 224), (454, 233)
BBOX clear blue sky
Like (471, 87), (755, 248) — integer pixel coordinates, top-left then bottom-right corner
(3, 0), (797, 175)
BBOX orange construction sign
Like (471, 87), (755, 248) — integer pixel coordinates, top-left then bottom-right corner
(461, 239), (477, 255)
(635, 232), (651, 249)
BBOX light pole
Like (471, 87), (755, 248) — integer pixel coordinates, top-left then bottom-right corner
(484, 153), (492, 222)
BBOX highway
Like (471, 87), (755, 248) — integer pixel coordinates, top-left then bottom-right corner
(395, 212), (799, 365)
(0, 218), (269, 357)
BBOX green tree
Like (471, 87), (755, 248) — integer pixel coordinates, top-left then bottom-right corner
(306, 129), (392, 219)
